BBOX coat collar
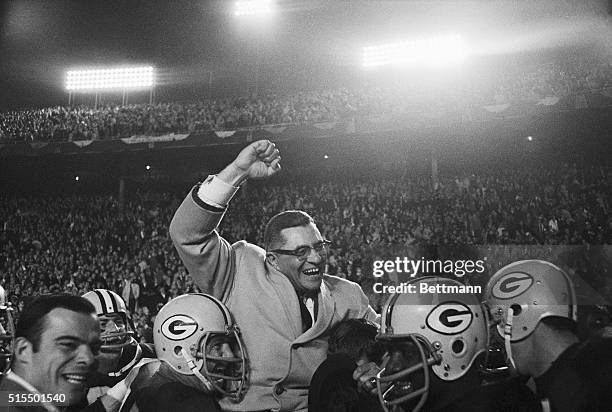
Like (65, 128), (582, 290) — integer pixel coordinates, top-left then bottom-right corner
(294, 278), (336, 344)
(266, 263), (336, 342)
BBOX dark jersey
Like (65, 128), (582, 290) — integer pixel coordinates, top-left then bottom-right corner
(432, 377), (541, 412)
(309, 353), (383, 412)
(84, 342), (155, 404)
(534, 337), (612, 412)
(120, 369), (222, 412)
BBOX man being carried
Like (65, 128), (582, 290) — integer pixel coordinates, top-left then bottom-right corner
(169, 140), (378, 411)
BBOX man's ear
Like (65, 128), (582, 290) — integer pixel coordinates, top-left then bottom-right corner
(266, 253), (280, 270)
(13, 337), (33, 367)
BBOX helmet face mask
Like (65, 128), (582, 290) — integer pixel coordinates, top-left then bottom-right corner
(377, 277), (488, 412)
(481, 319), (511, 380)
(98, 312), (133, 353)
(154, 294), (248, 402)
(82, 289), (135, 354)
(198, 329), (247, 400)
(377, 335), (439, 412)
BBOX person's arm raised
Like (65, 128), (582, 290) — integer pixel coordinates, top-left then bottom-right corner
(169, 140), (281, 299)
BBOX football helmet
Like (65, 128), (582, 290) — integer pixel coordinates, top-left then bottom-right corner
(483, 260), (577, 372)
(377, 277), (488, 412)
(0, 304), (15, 375)
(82, 289), (135, 352)
(153, 293), (247, 402)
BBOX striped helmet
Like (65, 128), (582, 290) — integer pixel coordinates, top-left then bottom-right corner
(154, 293), (247, 402)
(82, 289), (134, 351)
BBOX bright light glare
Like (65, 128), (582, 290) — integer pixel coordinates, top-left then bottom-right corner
(527, 136), (533, 141)
(234, 0), (273, 16)
(362, 35), (467, 69)
(66, 66), (155, 91)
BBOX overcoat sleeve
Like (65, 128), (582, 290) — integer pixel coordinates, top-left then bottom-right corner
(169, 185), (236, 301)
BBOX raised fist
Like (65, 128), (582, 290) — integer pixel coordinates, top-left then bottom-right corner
(231, 140), (282, 180)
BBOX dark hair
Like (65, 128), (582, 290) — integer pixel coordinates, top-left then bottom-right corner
(15, 293), (96, 352)
(328, 319), (385, 364)
(264, 210), (315, 250)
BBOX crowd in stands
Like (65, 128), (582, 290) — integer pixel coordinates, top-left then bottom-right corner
(1, 162), (610, 342)
(2, 55), (612, 143)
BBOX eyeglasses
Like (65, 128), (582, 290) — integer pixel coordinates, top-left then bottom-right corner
(270, 240), (331, 261)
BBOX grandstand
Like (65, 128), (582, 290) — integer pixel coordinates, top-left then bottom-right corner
(1, 0), (611, 341)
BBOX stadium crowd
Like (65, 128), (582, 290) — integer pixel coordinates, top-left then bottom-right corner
(1, 162), (610, 342)
(1, 56), (612, 142)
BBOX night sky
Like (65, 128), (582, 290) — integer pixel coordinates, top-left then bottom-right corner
(1, 0), (609, 111)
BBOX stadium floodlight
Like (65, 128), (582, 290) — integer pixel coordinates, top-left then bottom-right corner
(65, 66), (155, 91)
(362, 34), (467, 69)
(234, 0), (274, 17)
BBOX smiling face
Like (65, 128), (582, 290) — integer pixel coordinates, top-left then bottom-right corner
(272, 223), (327, 294)
(96, 312), (128, 372)
(23, 308), (101, 405)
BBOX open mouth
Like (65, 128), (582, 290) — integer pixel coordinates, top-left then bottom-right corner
(302, 268), (321, 277)
(104, 335), (125, 344)
(396, 380), (413, 393)
(62, 373), (87, 386)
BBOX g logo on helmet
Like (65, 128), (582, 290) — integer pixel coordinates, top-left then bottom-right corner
(491, 272), (534, 300)
(426, 303), (473, 335)
(161, 315), (198, 341)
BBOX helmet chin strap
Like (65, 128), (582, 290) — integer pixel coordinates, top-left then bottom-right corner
(108, 339), (141, 377)
(503, 307), (517, 372)
(180, 348), (214, 392)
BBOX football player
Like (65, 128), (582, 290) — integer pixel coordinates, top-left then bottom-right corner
(119, 293), (248, 412)
(484, 260), (612, 412)
(82, 289), (155, 404)
(376, 276), (539, 412)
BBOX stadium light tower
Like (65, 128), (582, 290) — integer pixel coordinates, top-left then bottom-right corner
(234, 0), (275, 94)
(362, 34), (467, 69)
(234, 0), (274, 17)
(65, 66), (156, 108)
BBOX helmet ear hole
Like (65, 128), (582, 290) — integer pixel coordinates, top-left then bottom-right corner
(174, 346), (183, 356)
(510, 304), (522, 316)
(451, 338), (466, 356)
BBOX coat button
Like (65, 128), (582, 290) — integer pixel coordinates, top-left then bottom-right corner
(274, 385), (285, 395)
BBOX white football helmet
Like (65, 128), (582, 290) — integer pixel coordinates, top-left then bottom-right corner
(484, 260), (577, 372)
(82, 289), (135, 351)
(153, 293), (247, 402)
(377, 277), (488, 412)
